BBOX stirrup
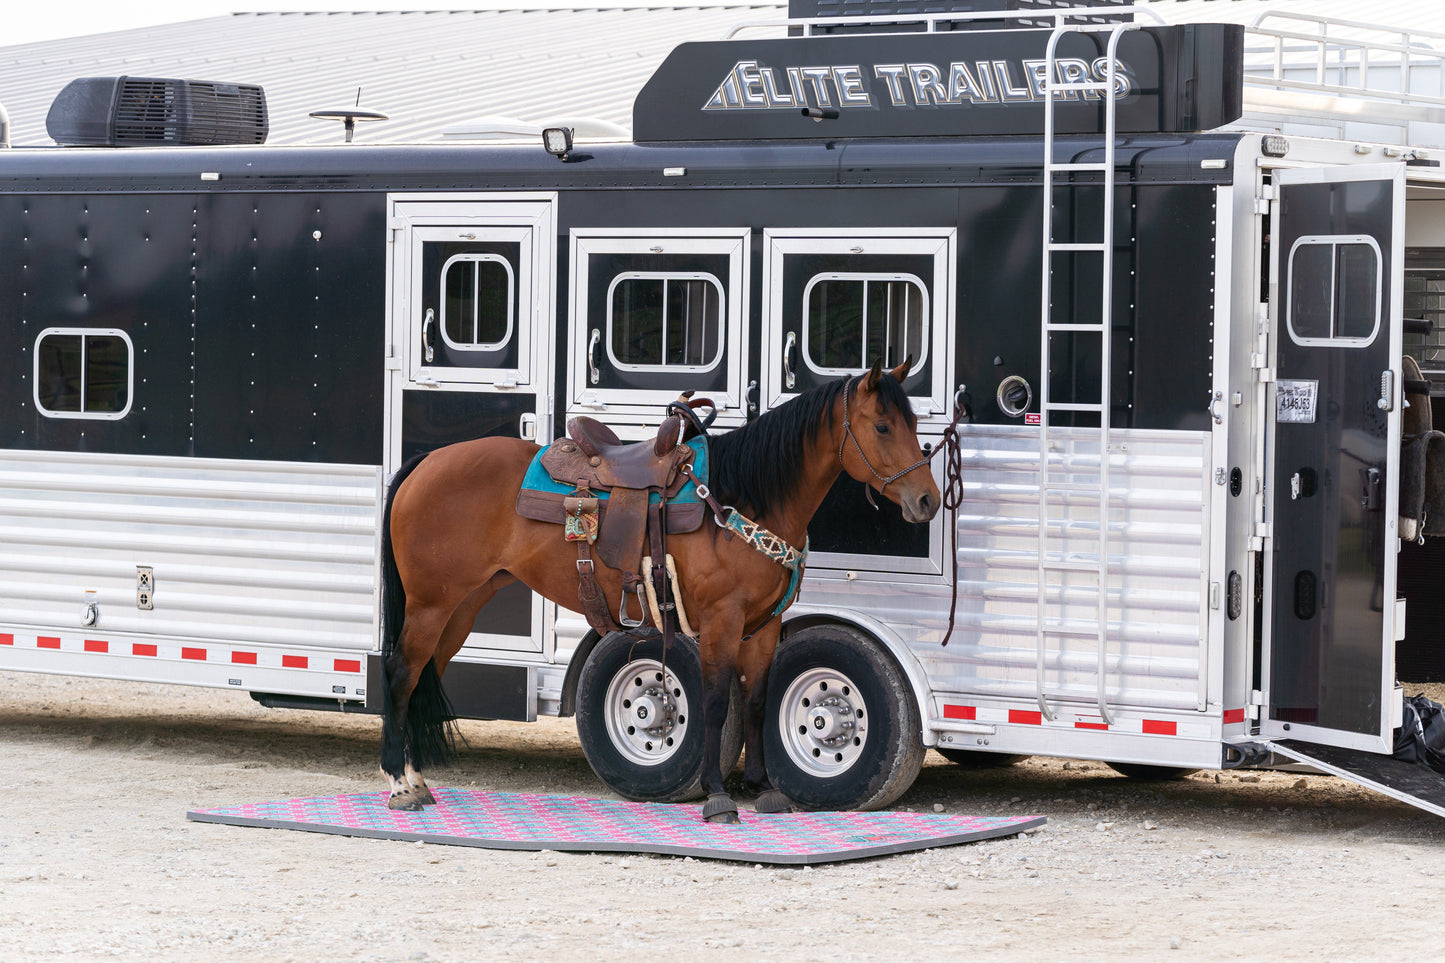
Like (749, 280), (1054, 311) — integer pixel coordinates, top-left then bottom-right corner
(618, 582), (647, 629)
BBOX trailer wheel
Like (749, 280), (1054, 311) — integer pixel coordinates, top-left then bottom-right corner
(935, 747), (1027, 769)
(575, 631), (742, 803)
(1106, 762), (1199, 781)
(763, 624), (925, 811)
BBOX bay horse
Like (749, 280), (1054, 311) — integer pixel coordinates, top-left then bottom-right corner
(379, 358), (940, 822)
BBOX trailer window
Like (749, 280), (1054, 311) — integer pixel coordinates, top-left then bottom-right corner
(607, 272), (724, 371)
(1286, 236), (1382, 347)
(440, 254), (513, 351)
(33, 328), (133, 420)
(803, 273), (927, 375)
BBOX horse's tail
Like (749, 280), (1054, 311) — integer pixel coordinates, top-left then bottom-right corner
(380, 452), (457, 772)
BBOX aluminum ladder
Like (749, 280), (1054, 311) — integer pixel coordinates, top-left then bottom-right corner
(1035, 21), (1138, 726)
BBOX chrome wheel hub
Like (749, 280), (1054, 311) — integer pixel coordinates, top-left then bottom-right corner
(779, 667), (868, 777)
(603, 659), (688, 767)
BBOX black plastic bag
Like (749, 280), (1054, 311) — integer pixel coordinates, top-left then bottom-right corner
(1394, 694), (1445, 775)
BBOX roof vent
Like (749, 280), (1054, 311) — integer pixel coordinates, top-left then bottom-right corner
(46, 77), (268, 147)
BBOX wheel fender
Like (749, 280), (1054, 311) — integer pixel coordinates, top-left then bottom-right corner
(779, 605), (936, 747)
(558, 628), (604, 717)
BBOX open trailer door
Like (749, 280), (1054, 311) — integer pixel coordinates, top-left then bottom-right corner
(1262, 163), (1404, 755)
(1250, 163), (1445, 821)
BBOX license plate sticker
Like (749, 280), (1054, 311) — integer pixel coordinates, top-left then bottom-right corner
(1276, 379), (1318, 424)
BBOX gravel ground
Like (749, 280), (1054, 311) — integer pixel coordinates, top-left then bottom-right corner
(2, 670), (1444, 961)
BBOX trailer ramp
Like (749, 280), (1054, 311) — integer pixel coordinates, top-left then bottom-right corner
(1258, 740), (1445, 819)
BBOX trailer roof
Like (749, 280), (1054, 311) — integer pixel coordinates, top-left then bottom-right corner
(0, 2), (1441, 149)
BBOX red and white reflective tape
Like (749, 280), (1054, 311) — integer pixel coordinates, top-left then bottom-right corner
(0, 632), (362, 674)
(942, 702), (1214, 739)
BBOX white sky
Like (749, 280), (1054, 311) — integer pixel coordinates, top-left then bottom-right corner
(4, 3), (495, 46)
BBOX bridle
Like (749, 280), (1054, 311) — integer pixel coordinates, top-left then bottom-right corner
(840, 373), (970, 648)
(838, 374), (933, 509)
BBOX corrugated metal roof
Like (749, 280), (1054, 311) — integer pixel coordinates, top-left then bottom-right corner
(1, 3), (1442, 148)
(0, 8), (786, 147)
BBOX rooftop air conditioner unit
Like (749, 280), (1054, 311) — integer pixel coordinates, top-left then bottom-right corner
(46, 76), (268, 147)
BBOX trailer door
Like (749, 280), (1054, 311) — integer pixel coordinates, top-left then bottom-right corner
(387, 194), (558, 657)
(1262, 163), (1404, 753)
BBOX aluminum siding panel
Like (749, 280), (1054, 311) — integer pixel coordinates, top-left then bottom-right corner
(0, 449), (381, 650)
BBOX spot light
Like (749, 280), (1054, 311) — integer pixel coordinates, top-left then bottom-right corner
(543, 127), (574, 160)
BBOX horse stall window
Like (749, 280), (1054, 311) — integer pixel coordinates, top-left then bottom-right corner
(1286, 235), (1382, 347)
(803, 273), (927, 376)
(32, 327), (134, 420)
(440, 254), (514, 351)
(607, 272), (724, 372)
(567, 229), (749, 418)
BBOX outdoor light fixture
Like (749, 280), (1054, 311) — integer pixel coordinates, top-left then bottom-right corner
(1262, 135), (1290, 158)
(543, 126), (574, 160)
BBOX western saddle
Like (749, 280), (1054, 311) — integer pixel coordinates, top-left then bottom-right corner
(515, 398), (714, 639)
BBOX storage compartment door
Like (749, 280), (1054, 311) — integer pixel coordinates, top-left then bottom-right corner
(1262, 163), (1404, 753)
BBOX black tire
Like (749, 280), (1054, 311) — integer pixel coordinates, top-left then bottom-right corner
(576, 631), (742, 803)
(1106, 762), (1199, 781)
(763, 624), (925, 811)
(935, 747), (1027, 769)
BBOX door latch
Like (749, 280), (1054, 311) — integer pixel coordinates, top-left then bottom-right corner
(1377, 369), (1395, 411)
(1360, 465), (1383, 511)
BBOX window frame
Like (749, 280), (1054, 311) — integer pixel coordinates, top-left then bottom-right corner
(800, 271), (931, 377)
(1285, 234), (1384, 348)
(32, 326), (135, 421)
(567, 228), (750, 424)
(604, 270), (727, 374)
(437, 252), (516, 353)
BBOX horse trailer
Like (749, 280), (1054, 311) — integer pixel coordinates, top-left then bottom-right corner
(5, 4), (1445, 816)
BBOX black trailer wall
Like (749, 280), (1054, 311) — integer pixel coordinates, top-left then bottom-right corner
(0, 191), (386, 464)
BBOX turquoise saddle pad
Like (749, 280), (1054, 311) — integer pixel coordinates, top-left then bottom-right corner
(520, 436), (708, 505)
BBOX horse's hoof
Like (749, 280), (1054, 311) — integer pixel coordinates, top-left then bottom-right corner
(754, 788), (793, 814)
(706, 810), (741, 824)
(412, 786), (437, 806)
(387, 791), (424, 812)
(702, 792), (739, 823)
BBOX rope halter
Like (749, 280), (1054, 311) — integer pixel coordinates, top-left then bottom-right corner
(838, 373), (933, 509)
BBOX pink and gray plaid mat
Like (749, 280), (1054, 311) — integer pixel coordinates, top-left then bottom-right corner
(192, 786), (1046, 856)
(187, 787), (1044, 864)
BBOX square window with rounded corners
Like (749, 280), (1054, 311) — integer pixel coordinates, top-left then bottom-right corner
(33, 328), (134, 420)
(607, 272), (724, 372)
(803, 273), (928, 376)
(1287, 236), (1382, 347)
(441, 253), (514, 351)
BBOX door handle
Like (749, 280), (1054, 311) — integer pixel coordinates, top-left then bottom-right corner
(422, 307), (435, 364)
(519, 412), (538, 441)
(1208, 389), (1224, 425)
(588, 329), (601, 385)
(783, 331), (797, 389)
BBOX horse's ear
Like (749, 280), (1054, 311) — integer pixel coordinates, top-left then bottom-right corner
(862, 357), (883, 392)
(888, 355), (913, 384)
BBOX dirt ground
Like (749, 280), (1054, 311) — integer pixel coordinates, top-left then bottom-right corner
(2, 671), (1444, 961)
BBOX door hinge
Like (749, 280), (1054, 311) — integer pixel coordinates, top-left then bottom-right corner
(1247, 688), (1265, 721)
(1258, 183), (1278, 202)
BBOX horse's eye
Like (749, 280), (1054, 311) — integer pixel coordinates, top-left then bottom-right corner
(874, 422), (891, 435)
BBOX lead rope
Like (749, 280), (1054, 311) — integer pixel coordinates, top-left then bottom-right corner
(933, 400), (970, 647)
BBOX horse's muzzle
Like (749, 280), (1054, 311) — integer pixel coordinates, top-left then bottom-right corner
(902, 489), (940, 524)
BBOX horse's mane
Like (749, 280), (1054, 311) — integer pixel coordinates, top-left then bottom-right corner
(708, 372), (914, 516)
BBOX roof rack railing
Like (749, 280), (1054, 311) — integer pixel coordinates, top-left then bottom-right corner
(724, 5), (1165, 40)
(1240, 11), (1445, 147)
